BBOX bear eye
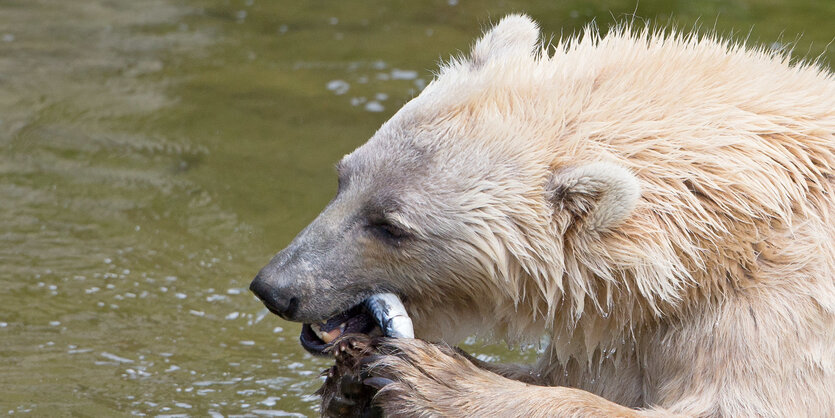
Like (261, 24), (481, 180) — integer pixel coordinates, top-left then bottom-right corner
(368, 220), (408, 242)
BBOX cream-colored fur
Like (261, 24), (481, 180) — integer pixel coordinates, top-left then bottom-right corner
(549, 162), (641, 231)
(342, 14), (835, 417)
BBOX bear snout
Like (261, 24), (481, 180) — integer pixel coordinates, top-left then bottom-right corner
(249, 273), (299, 319)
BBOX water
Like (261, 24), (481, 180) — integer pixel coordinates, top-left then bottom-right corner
(1, 0), (832, 415)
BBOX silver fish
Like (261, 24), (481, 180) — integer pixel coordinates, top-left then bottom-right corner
(364, 293), (414, 339)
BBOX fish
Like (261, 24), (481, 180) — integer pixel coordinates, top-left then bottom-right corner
(364, 293), (414, 339)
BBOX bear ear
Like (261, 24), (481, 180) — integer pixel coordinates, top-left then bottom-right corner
(546, 162), (641, 232)
(470, 14), (540, 67)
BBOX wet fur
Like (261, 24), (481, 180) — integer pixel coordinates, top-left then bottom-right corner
(330, 15), (835, 417)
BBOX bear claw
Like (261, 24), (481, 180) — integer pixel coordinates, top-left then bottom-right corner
(363, 377), (395, 390)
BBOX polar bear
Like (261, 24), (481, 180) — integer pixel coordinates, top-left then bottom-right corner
(251, 14), (835, 417)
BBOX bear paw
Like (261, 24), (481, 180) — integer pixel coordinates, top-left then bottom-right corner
(362, 338), (492, 417)
(317, 335), (384, 418)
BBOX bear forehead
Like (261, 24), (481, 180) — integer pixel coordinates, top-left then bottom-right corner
(345, 115), (526, 195)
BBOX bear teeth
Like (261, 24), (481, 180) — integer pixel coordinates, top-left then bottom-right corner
(313, 322), (346, 344)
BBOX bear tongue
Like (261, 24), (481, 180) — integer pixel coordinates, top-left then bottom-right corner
(310, 304), (377, 344)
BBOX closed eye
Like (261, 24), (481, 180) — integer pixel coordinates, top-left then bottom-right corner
(368, 219), (409, 242)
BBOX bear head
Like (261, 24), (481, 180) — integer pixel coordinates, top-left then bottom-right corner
(250, 14), (641, 351)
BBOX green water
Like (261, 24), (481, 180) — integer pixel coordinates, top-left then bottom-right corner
(1, 0), (832, 415)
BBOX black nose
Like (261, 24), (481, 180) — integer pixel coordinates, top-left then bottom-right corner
(249, 274), (298, 319)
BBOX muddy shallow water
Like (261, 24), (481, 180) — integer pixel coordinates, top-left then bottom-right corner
(1, 0), (832, 415)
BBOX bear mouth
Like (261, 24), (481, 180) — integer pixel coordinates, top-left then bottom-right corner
(299, 293), (414, 356)
(299, 304), (382, 355)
